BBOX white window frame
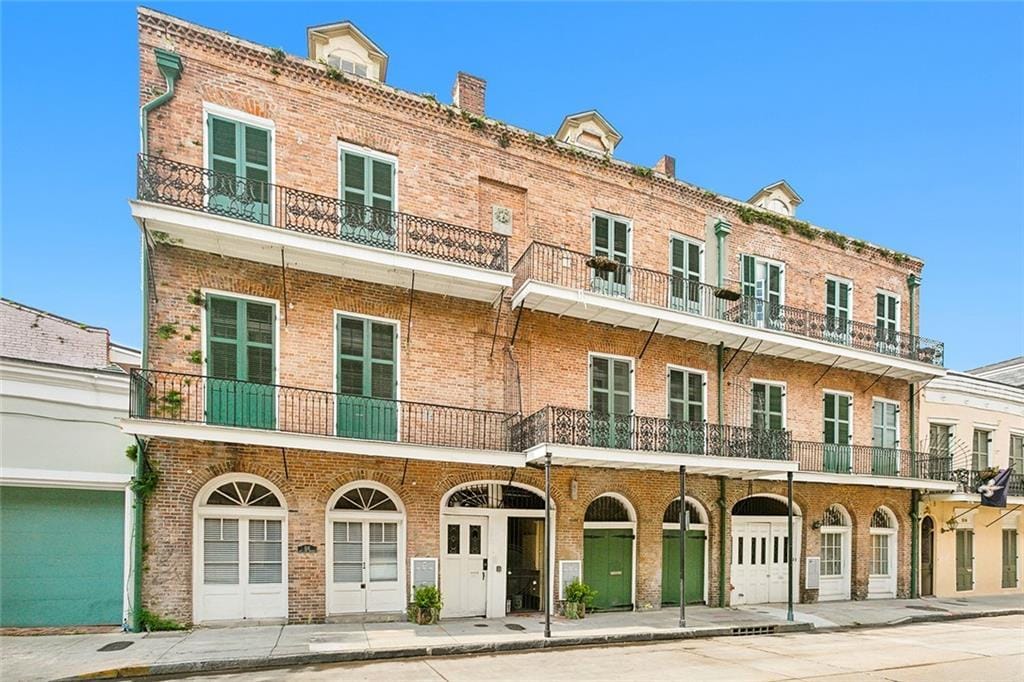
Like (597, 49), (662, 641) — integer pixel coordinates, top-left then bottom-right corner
(588, 352), (636, 416)
(665, 364), (708, 423)
(750, 378), (788, 430)
(871, 397), (901, 450)
(822, 389), (855, 444)
(741, 254), (787, 306)
(337, 140), (400, 213)
(332, 309), (403, 440)
(875, 289), (901, 331)
(202, 103), (277, 220)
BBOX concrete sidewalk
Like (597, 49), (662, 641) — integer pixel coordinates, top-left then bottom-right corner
(1, 594), (1020, 681)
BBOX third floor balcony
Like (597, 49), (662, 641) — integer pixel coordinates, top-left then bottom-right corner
(131, 154), (511, 302)
(512, 242), (945, 383)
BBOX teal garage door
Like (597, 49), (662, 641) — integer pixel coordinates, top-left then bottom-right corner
(0, 486), (125, 626)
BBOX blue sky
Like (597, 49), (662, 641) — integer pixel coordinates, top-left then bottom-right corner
(2, 2), (1022, 369)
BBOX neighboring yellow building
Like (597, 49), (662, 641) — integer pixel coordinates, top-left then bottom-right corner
(919, 367), (1024, 598)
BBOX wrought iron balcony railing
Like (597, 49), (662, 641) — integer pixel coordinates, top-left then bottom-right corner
(511, 406), (792, 461)
(129, 369), (515, 451)
(513, 242), (944, 366)
(791, 441), (953, 481)
(953, 468), (1024, 497)
(136, 154), (509, 271)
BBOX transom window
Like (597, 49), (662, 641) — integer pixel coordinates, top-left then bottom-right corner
(663, 498), (705, 525)
(333, 486), (399, 512)
(822, 504), (849, 527)
(871, 508), (895, 529)
(206, 480), (281, 507)
(585, 495), (631, 522)
(446, 483), (544, 510)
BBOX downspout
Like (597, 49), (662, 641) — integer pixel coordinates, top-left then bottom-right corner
(906, 274), (921, 600)
(132, 48), (182, 633)
(713, 219), (732, 609)
(717, 477), (727, 607)
(714, 219), (731, 428)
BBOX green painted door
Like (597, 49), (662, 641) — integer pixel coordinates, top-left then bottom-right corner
(871, 400), (899, 475)
(590, 356), (632, 449)
(667, 368), (704, 453)
(0, 487), (124, 626)
(823, 392), (852, 473)
(206, 296), (276, 429)
(1003, 530), (1018, 589)
(956, 529), (974, 591)
(669, 237), (702, 314)
(583, 529), (633, 610)
(207, 115), (271, 224)
(340, 149), (396, 247)
(661, 529), (705, 605)
(336, 315), (397, 441)
(592, 213), (629, 297)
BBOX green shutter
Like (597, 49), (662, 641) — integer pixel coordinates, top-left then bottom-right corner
(1003, 530), (1018, 589)
(206, 115), (271, 224)
(741, 255), (756, 296)
(336, 315), (397, 441)
(956, 530), (974, 591)
(592, 214), (629, 297)
(340, 150), (396, 247)
(590, 356), (631, 448)
(205, 295), (276, 429)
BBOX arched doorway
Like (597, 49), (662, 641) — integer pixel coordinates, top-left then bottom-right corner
(326, 483), (406, 616)
(193, 474), (288, 623)
(583, 494), (635, 611)
(921, 516), (935, 597)
(818, 504), (852, 601)
(440, 482), (550, 619)
(868, 507), (898, 598)
(730, 494), (802, 605)
(661, 497), (708, 606)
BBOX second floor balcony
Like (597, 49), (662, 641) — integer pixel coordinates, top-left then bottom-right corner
(132, 154), (511, 302)
(512, 242), (945, 382)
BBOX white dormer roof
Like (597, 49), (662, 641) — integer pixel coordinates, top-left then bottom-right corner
(307, 20), (389, 82)
(748, 180), (803, 217)
(555, 110), (622, 155)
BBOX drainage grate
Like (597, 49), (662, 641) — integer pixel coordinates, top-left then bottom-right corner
(474, 623), (489, 628)
(730, 625), (777, 637)
(98, 641), (134, 652)
(505, 623), (526, 631)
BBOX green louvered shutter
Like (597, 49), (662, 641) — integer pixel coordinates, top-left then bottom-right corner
(340, 151), (396, 248)
(336, 315), (397, 441)
(206, 295), (276, 429)
(1002, 530), (1018, 589)
(206, 116), (271, 224)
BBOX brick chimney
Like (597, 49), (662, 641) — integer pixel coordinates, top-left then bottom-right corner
(654, 155), (676, 179)
(452, 72), (486, 117)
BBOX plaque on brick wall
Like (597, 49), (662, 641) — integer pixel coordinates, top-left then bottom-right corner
(492, 205), (513, 235)
(411, 557), (438, 589)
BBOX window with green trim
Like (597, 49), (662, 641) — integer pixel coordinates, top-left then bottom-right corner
(751, 382), (784, 431)
(207, 115), (272, 224)
(336, 315), (398, 441)
(340, 147), (396, 248)
(205, 295), (276, 429)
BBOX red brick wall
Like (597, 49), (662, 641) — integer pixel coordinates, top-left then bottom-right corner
(142, 441), (911, 623)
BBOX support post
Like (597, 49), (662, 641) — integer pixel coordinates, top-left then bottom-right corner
(717, 477), (727, 608)
(786, 471), (794, 622)
(544, 451), (552, 639)
(679, 465), (687, 627)
(910, 489), (920, 598)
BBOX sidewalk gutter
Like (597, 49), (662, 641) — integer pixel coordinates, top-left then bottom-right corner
(64, 621), (811, 680)
(65, 608), (1022, 680)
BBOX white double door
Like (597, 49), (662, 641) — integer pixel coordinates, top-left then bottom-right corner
(197, 514), (287, 622)
(731, 519), (800, 605)
(818, 529), (852, 601)
(328, 516), (404, 615)
(441, 515), (489, 618)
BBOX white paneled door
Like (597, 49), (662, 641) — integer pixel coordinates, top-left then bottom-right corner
(441, 515), (488, 617)
(198, 516), (286, 622)
(731, 520), (798, 605)
(328, 519), (403, 615)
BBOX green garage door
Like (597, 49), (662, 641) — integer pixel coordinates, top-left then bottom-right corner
(661, 529), (706, 605)
(0, 487), (125, 626)
(583, 529), (634, 611)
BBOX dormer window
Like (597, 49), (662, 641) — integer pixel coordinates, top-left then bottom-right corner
(327, 53), (368, 78)
(766, 198), (791, 216)
(748, 180), (803, 217)
(555, 110), (622, 155)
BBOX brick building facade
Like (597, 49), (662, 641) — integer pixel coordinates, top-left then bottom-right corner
(127, 8), (953, 626)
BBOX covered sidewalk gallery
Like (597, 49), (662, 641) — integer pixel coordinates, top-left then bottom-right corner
(524, 444), (802, 634)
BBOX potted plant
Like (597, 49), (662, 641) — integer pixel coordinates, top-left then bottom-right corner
(585, 255), (620, 273)
(714, 287), (742, 301)
(408, 585), (443, 625)
(562, 579), (597, 619)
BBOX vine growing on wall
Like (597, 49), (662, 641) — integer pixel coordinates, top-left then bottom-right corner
(734, 205), (912, 265)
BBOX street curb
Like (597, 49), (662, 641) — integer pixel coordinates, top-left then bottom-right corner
(809, 607), (1024, 634)
(62, 621), (812, 680)
(62, 609), (1023, 680)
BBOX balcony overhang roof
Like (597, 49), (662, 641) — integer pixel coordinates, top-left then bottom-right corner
(513, 281), (945, 383)
(524, 443), (798, 478)
(758, 470), (957, 492)
(120, 418), (525, 468)
(131, 200), (512, 303)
